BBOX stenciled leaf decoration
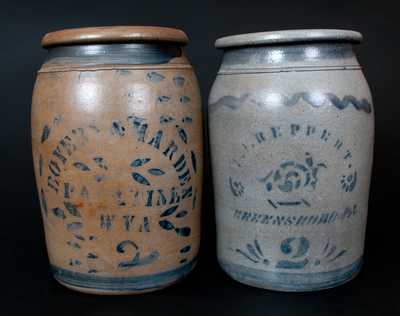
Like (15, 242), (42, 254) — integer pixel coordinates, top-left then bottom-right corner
(66, 222), (83, 231)
(180, 96), (191, 103)
(191, 150), (197, 173)
(132, 172), (151, 186)
(64, 201), (81, 217)
(52, 207), (66, 219)
(246, 243), (261, 259)
(176, 126), (188, 144)
(130, 158), (151, 168)
(157, 96), (171, 103)
(74, 234), (85, 241)
(40, 189), (48, 216)
(39, 154), (43, 177)
(93, 157), (108, 170)
(176, 210), (188, 218)
(69, 259), (82, 266)
(87, 252), (98, 259)
(41, 125), (51, 143)
(160, 115), (175, 124)
(111, 120), (125, 136)
(146, 71), (165, 82)
(160, 205), (178, 217)
(175, 227), (191, 237)
(67, 241), (81, 250)
(73, 162), (91, 171)
(305, 155), (313, 167)
(183, 116), (193, 123)
(254, 239), (264, 257)
(148, 168), (165, 176)
(173, 76), (185, 87)
(180, 245), (191, 253)
(159, 220), (175, 230)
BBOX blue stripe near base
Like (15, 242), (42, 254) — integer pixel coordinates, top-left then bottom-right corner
(51, 259), (196, 292)
(219, 257), (362, 292)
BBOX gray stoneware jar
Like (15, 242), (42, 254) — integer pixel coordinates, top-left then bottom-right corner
(208, 29), (374, 291)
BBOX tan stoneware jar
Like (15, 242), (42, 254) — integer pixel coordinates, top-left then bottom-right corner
(31, 26), (203, 294)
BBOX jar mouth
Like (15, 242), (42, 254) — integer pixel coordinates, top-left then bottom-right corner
(215, 29), (363, 49)
(42, 26), (189, 48)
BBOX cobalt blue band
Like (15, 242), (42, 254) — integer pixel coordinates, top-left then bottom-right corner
(51, 259), (196, 292)
(44, 43), (182, 66)
(219, 256), (362, 292)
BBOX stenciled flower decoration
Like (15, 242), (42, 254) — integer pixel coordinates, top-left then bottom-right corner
(340, 171), (357, 192)
(258, 152), (327, 193)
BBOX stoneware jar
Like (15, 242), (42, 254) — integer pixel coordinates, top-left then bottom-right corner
(31, 26), (203, 294)
(209, 29), (374, 291)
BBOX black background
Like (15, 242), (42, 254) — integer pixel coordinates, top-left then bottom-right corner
(1, 0), (399, 315)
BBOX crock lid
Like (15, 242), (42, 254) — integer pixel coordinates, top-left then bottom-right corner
(42, 26), (189, 48)
(215, 29), (363, 49)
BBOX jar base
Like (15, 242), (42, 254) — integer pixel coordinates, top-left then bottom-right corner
(54, 279), (171, 295)
(219, 257), (362, 292)
(51, 259), (197, 295)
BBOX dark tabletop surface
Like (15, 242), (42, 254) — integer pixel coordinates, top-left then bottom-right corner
(4, 230), (399, 316)
(1, 0), (399, 315)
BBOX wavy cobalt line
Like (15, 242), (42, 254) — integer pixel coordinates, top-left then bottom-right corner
(209, 93), (372, 114)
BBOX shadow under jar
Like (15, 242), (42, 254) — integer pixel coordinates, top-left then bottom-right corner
(208, 29), (374, 291)
(31, 26), (203, 295)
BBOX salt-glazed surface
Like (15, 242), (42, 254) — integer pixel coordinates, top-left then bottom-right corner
(32, 26), (203, 294)
(209, 29), (374, 291)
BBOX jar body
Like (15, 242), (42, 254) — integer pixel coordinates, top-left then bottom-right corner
(32, 43), (202, 294)
(209, 43), (373, 291)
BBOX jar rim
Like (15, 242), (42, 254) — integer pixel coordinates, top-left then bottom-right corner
(42, 26), (189, 48)
(215, 29), (363, 49)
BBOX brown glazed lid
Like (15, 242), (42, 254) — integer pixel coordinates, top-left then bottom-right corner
(42, 26), (189, 48)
